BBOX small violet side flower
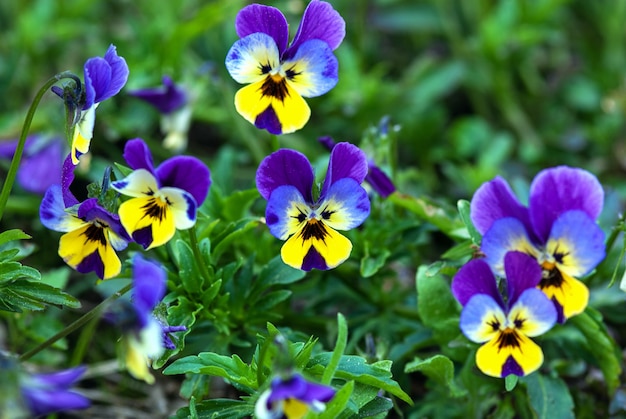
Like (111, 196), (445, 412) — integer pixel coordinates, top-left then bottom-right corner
(129, 76), (191, 152)
(452, 251), (557, 378)
(318, 136), (396, 198)
(39, 156), (131, 280)
(68, 44), (129, 165)
(111, 138), (211, 249)
(470, 166), (606, 323)
(255, 373), (335, 419)
(225, 0), (345, 135)
(0, 135), (64, 195)
(109, 254), (186, 384)
(256, 142), (370, 271)
(21, 366), (91, 417)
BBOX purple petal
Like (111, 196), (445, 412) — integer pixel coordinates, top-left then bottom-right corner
(320, 142), (368, 199)
(503, 251), (543, 307)
(265, 185), (308, 240)
(481, 217), (538, 276)
(77, 199), (130, 241)
(317, 135), (337, 151)
(547, 210), (606, 276)
(235, 4), (289, 55)
(283, 39), (338, 97)
(301, 248), (328, 271)
(470, 176), (531, 236)
(255, 106), (283, 135)
(132, 226), (153, 250)
(102, 44), (129, 100)
(84, 57), (112, 105)
(268, 374), (335, 404)
(132, 254), (166, 318)
(123, 138), (156, 173)
(320, 178), (370, 230)
(501, 356), (524, 377)
(451, 258), (503, 307)
(32, 366), (87, 388)
(75, 251), (105, 279)
(366, 163), (396, 198)
(285, 0), (345, 59)
(156, 156), (211, 205)
(256, 149), (314, 202)
(0, 137), (35, 158)
(61, 153), (79, 207)
(529, 166), (604, 243)
(17, 137), (64, 194)
(23, 388), (90, 416)
(130, 76), (187, 114)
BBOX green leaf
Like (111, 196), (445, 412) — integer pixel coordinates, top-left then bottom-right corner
(0, 229), (31, 246)
(357, 396), (395, 418)
(416, 265), (461, 344)
(322, 313), (348, 385)
(175, 240), (203, 295)
(360, 248), (391, 278)
(389, 193), (466, 240)
(163, 352), (257, 393)
(522, 373), (574, 419)
(8, 279), (80, 308)
(255, 255), (306, 289)
(308, 354), (412, 405)
(505, 374), (518, 391)
(254, 290), (292, 311)
(0, 262), (40, 283)
(569, 309), (622, 395)
(221, 188), (260, 221)
(457, 199), (481, 245)
(174, 399), (251, 419)
(404, 355), (466, 397)
(318, 380), (354, 419)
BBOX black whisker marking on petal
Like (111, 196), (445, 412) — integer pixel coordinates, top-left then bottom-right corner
(260, 75), (289, 102)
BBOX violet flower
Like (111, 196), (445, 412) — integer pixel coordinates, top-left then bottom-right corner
(0, 136), (64, 195)
(318, 136), (396, 198)
(256, 142), (370, 271)
(225, 1), (345, 134)
(255, 373), (335, 419)
(470, 166), (605, 322)
(21, 366), (90, 417)
(452, 251), (557, 378)
(111, 138), (211, 249)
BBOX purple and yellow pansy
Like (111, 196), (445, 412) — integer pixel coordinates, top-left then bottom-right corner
(255, 373), (335, 419)
(70, 44), (128, 164)
(225, 0), (345, 135)
(470, 166), (606, 322)
(111, 138), (211, 249)
(107, 255), (186, 384)
(452, 251), (557, 378)
(256, 142), (370, 271)
(39, 156), (130, 280)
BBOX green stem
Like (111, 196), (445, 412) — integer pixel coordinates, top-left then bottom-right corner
(0, 71), (81, 222)
(321, 313), (347, 385)
(20, 283), (131, 362)
(188, 226), (212, 284)
(269, 134), (280, 152)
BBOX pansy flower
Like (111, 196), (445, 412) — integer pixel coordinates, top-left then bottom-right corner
(20, 365), (91, 416)
(255, 373), (335, 419)
(452, 251), (557, 378)
(39, 156), (130, 280)
(129, 76), (192, 152)
(470, 166), (605, 322)
(69, 44), (129, 164)
(318, 136), (396, 198)
(225, 1), (345, 135)
(111, 138), (211, 249)
(256, 142), (370, 271)
(106, 254), (186, 384)
(0, 135), (64, 195)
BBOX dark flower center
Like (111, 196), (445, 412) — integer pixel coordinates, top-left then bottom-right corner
(299, 219), (329, 242)
(540, 261), (564, 288)
(496, 328), (522, 350)
(142, 197), (170, 221)
(83, 222), (108, 245)
(260, 74), (289, 102)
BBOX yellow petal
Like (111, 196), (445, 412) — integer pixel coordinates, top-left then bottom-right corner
(540, 270), (589, 319)
(283, 398), (310, 419)
(281, 220), (352, 270)
(118, 197), (176, 249)
(58, 223), (121, 279)
(475, 330), (544, 377)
